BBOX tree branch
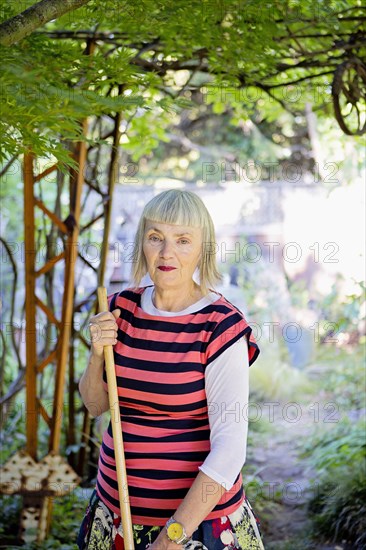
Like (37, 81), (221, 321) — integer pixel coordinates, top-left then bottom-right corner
(266, 70), (335, 89)
(0, 154), (18, 178)
(0, 0), (91, 47)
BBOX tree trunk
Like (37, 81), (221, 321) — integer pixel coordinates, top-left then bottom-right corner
(0, 0), (91, 47)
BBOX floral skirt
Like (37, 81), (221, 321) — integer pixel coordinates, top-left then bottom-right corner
(77, 489), (265, 550)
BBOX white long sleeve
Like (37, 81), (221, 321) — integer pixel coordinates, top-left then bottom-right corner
(198, 337), (249, 489)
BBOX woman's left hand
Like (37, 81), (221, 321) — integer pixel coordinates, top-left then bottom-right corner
(147, 529), (183, 549)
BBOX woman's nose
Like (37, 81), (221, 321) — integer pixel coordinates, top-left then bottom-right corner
(159, 240), (174, 257)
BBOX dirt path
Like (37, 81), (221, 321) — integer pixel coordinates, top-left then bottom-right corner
(249, 391), (344, 550)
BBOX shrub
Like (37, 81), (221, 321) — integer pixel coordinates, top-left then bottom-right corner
(301, 417), (366, 549)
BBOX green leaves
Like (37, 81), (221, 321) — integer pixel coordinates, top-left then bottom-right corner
(304, 417), (366, 547)
(1, 0), (364, 162)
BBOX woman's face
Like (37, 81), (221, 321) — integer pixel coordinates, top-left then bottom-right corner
(142, 220), (202, 291)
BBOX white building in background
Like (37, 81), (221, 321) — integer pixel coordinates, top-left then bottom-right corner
(105, 179), (365, 368)
(108, 179), (364, 295)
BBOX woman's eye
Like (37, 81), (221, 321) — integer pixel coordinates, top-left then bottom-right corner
(149, 235), (160, 242)
(179, 239), (189, 244)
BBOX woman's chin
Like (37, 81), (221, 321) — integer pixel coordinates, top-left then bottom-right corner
(152, 271), (179, 283)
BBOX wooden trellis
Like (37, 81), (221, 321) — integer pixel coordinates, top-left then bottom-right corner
(0, 100), (123, 543)
(1, 132), (87, 541)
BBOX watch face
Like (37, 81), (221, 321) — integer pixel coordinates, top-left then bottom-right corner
(167, 522), (184, 541)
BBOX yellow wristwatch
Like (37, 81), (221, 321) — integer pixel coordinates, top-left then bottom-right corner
(165, 517), (191, 544)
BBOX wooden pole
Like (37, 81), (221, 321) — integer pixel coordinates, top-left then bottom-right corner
(50, 120), (88, 453)
(98, 109), (122, 285)
(97, 287), (135, 550)
(23, 152), (38, 460)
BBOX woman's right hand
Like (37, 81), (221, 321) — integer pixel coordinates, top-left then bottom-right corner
(89, 308), (121, 358)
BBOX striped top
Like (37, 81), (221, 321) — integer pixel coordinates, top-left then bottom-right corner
(95, 285), (260, 526)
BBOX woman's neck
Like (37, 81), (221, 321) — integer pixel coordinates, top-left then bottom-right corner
(152, 284), (204, 312)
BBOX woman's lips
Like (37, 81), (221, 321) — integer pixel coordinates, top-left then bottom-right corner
(157, 266), (176, 271)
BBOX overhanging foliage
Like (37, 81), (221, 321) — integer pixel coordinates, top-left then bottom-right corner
(0, 0), (365, 163)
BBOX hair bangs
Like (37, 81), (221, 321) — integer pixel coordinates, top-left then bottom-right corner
(143, 191), (202, 228)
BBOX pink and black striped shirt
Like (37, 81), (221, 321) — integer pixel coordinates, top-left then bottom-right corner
(95, 286), (260, 525)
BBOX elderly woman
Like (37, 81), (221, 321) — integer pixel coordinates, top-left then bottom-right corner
(77, 189), (264, 550)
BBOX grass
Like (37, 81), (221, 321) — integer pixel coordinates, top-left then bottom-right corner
(313, 344), (366, 411)
(301, 415), (366, 549)
(298, 340), (366, 550)
(245, 324), (366, 549)
(249, 338), (315, 403)
(264, 537), (319, 550)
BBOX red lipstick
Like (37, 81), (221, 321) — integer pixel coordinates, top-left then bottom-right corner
(158, 266), (176, 271)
